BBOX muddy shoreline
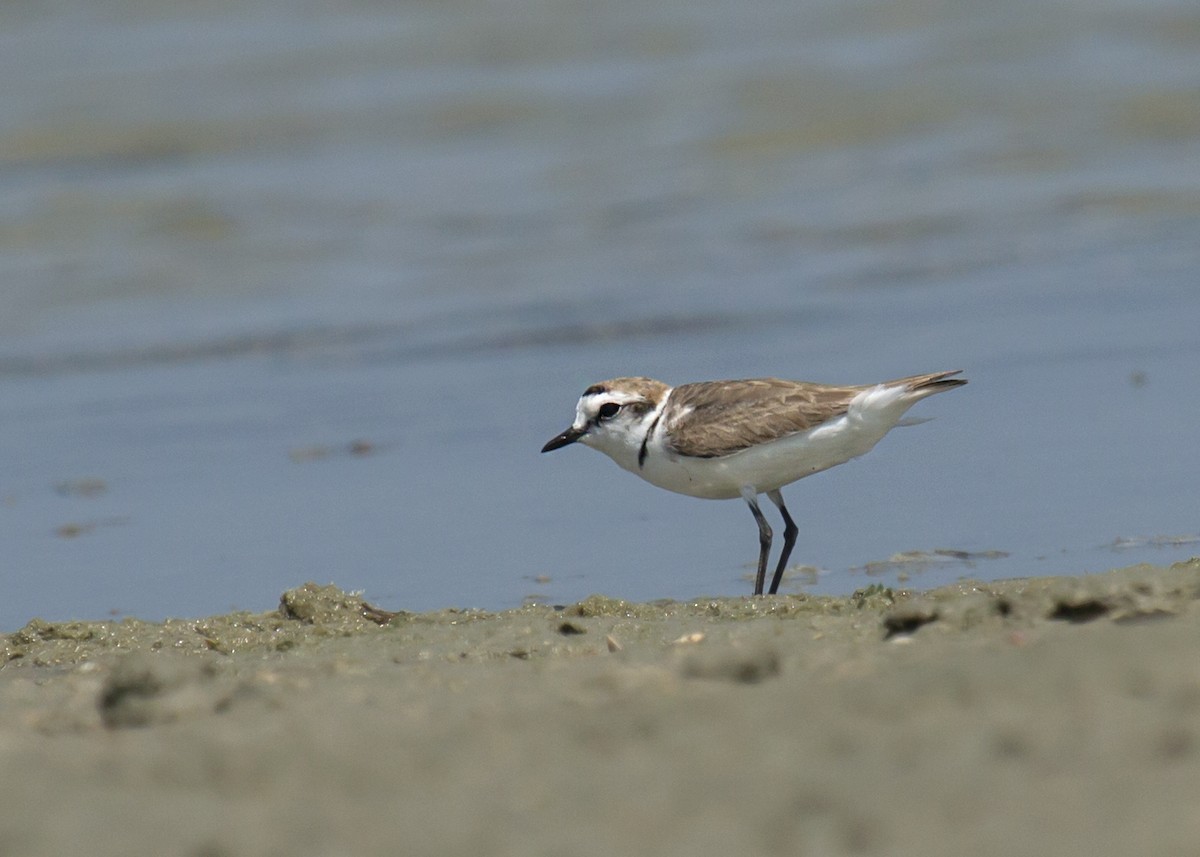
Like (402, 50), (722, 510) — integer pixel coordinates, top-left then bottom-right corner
(3, 560), (1199, 855)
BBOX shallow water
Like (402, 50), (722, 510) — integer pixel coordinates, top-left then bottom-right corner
(2, 0), (1198, 628)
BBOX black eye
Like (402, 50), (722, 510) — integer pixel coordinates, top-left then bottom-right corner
(597, 402), (621, 420)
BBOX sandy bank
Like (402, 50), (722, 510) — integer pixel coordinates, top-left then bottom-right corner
(3, 560), (1199, 856)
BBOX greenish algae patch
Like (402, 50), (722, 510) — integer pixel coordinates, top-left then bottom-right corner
(11, 564), (1194, 664)
(3, 561), (1200, 856)
(877, 558), (1200, 639)
(2, 582), (405, 667)
(5, 560), (1197, 670)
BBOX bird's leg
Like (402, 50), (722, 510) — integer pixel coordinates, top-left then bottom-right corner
(766, 489), (798, 595)
(743, 491), (773, 596)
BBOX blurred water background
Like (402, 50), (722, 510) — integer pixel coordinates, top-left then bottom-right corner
(2, 0), (1198, 629)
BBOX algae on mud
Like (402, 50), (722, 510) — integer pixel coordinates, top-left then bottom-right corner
(2, 562), (1200, 856)
(6, 562), (1199, 669)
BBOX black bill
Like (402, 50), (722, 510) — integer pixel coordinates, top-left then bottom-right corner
(541, 426), (585, 453)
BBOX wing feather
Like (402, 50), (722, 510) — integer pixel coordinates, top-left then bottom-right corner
(665, 378), (860, 458)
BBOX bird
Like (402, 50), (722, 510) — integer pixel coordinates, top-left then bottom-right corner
(541, 370), (966, 595)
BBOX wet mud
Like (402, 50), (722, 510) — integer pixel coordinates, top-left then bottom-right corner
(3, 562), (1199, 855)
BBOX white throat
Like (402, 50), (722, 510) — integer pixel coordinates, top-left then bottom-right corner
(580, 389), (671, 475)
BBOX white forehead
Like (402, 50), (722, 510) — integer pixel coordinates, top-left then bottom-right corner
(572, 388), (644, 425)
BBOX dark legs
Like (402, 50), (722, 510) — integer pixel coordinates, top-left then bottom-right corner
(743, 489), (799, 596)
(766, 489), (798, 595)
(743, 493), (773, 596)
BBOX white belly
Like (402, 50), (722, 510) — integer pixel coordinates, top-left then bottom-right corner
(633, 385), (921, 499)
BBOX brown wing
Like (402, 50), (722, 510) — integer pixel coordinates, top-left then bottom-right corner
(664, 378), (861, 458)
